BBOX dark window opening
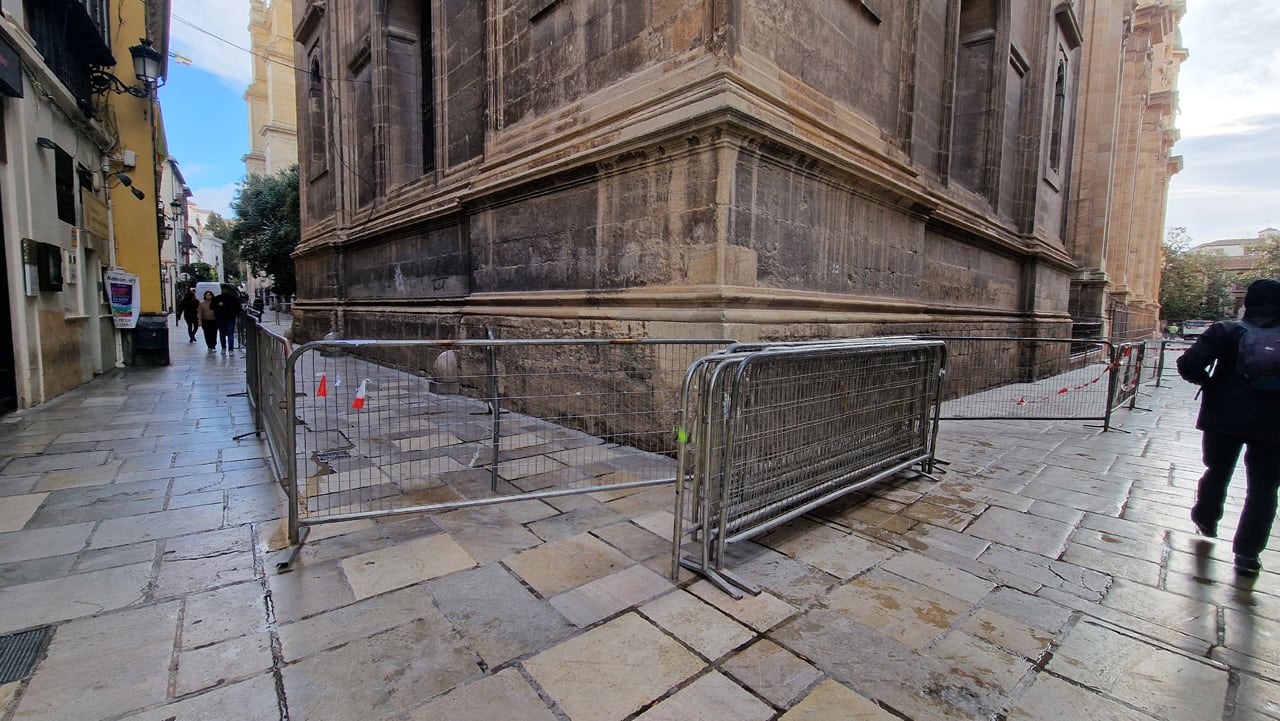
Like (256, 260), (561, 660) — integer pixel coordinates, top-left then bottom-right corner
(54, 147), (75, 225)
(307, 57), (328, 174)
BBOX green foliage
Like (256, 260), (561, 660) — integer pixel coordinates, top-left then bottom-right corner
(205, 211), (234, 242)
(229, 165), (300, 296)
(1246, 232), (1280, 282)
(181, 262), (217, 282)
(1160, 228), (1232, 321)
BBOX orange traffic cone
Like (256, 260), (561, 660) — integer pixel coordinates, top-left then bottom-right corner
(316, 373), (327, 397)
(351, 379), (369, 410)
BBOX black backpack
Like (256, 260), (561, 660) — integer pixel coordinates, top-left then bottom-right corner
(1236, 321), (1280, 392)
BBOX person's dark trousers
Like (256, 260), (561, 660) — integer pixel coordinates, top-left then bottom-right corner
(202, 323), (218, 350)
(185, 318), (198, 342)
(217, 318), (236, 352)
(1194, 431), (1280, 558)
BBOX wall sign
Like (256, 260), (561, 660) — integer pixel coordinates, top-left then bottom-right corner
(105, 269), (140, 329)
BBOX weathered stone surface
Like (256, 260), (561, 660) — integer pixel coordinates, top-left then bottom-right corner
(504, 532), (634, 597)
(425, 563), (575, 668)
(640, 590), (755, 661)
(11, 603), (179, 721)
(722, 639), (824, 708)
(634, 671), (773, 721)
(340, 533), (477, 600)
(523, 613), (704, 721)
(1048, 620), (1229, 721)
(778, 679), (900, 721)
(402, 668), (558, 721)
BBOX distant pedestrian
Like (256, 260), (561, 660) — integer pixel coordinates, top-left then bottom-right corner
(210, 285), (243, 354)
(197, 290), (218, 352)
(1166, 323), (1180, 340)
(1177, 278), (1280, 577)
(177, 289), (200, 343)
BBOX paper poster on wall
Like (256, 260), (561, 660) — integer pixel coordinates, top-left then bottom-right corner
(105, 269), (140, 329)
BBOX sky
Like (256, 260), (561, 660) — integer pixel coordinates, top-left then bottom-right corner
(160, 0), (254, 219)
(1164, 0), (1280, 245)
(161, 0), (1280, 244)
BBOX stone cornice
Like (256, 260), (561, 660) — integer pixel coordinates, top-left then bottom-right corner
(299, 286), (1073, 325)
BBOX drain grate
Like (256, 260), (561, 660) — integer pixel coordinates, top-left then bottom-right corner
(314, 450), (352, 462)
(0, 626), (51, 684)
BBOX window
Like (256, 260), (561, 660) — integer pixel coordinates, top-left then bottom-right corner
(307, 57), (328, 175)
(382, 0), (432, 186)
(1048, 53), (1067, 174)
(950, 0), (997, 193)
(54, 147), (75, 225)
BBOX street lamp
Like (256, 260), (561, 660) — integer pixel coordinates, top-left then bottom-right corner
(90, 39), (164, 98)
(129, 39), (163, 86)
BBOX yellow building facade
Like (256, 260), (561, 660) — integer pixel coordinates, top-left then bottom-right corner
(103, 4), (168, 319)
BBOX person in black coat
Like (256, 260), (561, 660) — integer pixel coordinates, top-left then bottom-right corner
(1177, 278), (1280, 576)
(176, 289), (201, 342)
(209, 285), (244, 354)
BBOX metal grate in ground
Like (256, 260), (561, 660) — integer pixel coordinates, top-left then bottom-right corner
(0, 626), (51, 684)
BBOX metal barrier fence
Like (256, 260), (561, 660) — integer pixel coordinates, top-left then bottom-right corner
(241, 312), (261, 431)
(279, 338), (732, 558)
(237, 329), (1172, 571)
(673, 339), (946, 597)
(238, 312), (294, 484)
(923, 337), (1118, 426)
(1109, 341), (1146, 413)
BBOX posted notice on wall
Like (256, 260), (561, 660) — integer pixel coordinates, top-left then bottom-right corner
(105, 269), (139, 329)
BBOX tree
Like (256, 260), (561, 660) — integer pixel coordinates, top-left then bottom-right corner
(229, 165), (300, 296)
(1247, 231), (1280, 282)
(205, 212), (242, 282)
(1160, 227), (1232, 321)
(205, 211), (234, 241)
(180, 262), (217, 281)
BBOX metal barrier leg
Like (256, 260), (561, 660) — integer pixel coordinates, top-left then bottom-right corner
(486, 342), (501, 493)
(677, 557), (758, 600)
(275, 526), (309, 573)
(1103, 346), (1120, 432)
(1155, 340), (1169, 388)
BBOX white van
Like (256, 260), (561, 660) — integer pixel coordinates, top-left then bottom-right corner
(193, 281), (224, 301)
(1181, 319), (1214, 339)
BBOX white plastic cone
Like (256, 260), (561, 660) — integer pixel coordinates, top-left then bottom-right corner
(351, 379), (369, 410)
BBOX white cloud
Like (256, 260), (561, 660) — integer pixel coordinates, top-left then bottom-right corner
(1176, 0), (1280, 139)
(169, 0), (253, 90)
(189, 182), (239, 218)
(1165, 2), (1280, 244)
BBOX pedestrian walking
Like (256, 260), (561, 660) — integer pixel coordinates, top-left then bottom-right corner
(1166, 323), (1180, 340)
(1176, 278), (1280, 577)
(177, 289), (201, 343)
(197, 290), (218, 352)
(210, 285), (243, 354)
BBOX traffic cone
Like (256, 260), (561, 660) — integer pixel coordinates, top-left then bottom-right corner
(351, 379), (369, 410)
(316, 373), (327, 397)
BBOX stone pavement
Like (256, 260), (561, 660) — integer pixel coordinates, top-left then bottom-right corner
(0, 331), (1277, 721)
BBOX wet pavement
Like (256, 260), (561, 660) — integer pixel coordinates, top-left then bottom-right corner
(0, 329), (1277, 721)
